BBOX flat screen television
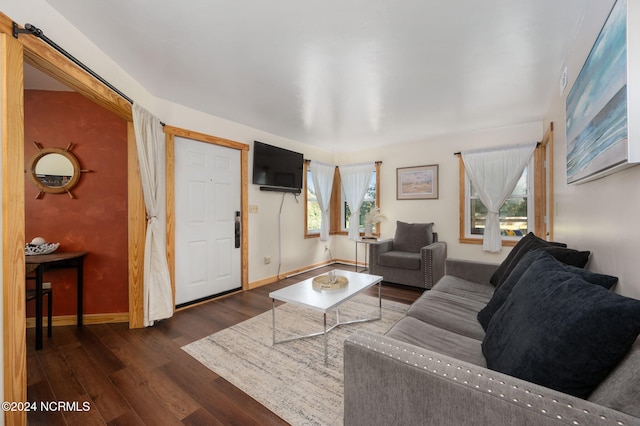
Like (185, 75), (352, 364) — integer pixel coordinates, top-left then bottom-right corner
(252, 141), (304, 193)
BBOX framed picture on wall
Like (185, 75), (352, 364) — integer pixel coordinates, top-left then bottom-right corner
(565, 0), (640, 184)
(396, 164), (439, 200)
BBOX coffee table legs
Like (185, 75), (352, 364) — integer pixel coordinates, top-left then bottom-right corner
(324, 313), (328, 365)
(272, 298), (276, 346)
(376, 282), (383, 321)
(272, 285), (382, 366)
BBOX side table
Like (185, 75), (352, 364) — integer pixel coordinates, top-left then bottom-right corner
(25, 251), (87, 350)
(355, 238), (377, 272)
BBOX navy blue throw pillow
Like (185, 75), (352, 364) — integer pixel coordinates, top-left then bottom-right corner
(482, 255), (640, 399)
(477, 249), (614, 330)
(489, 232), (567, 287)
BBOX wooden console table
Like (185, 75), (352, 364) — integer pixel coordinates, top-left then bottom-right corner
(25, 251), (87, 350)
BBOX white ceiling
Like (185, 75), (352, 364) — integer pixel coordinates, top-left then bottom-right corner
(39, 0), (592, 151)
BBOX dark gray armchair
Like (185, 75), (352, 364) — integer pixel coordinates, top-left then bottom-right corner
(369, 221), (446, 289)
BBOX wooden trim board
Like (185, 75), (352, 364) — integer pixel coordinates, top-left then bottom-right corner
(26, 312), (129, 328)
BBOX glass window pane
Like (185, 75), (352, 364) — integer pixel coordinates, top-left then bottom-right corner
(364, 173), (376, 201)
(307, 202), (321, 232)
(306, 170), (320, 233)
(343, 171), (377, 231)
(343, 201), (351, 229)
(500, 197), (528, 236)
(469, 166), (528, 198)
(307, 170), (317, 202)
(470, 197), (528, 236)
(511, 166), (528, 197)
(468, 167), (529, 237)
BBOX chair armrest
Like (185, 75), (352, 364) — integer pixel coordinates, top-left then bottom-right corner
(445, 258), (500, 285)
(420, 241), (447, 289)
(344, 331), (638, 426)
(368, 239), (393, 276)
(369, 238), (394, 254)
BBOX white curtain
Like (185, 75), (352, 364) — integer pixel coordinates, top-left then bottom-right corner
(309, 161), (335, 241)
(462, 142), (537, 252)
(339, 162), (375, 240)
(132, 103), (173, 326)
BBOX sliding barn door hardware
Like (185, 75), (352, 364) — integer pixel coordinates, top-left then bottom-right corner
(13, 22), (42, 38)
(12, 21), (135, 105)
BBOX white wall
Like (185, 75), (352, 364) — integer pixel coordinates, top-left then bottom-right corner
(153, 100), (336, 282)
(4, 1), (338, 284)
(544, 0), (640, 299)
(157, 103), (542, 281)
(332, 122), (542, 264)
(6, 0), (639, 299)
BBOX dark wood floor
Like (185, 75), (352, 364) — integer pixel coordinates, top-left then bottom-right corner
(26, 264), (423, 425)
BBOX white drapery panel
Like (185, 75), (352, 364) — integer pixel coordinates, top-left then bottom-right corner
(309, 161), (335, 241)
(132, 103), (174, 326)
(462, 142), (537, 252)
(339, 162), (375, 240)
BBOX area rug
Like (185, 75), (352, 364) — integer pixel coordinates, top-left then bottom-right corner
(182, 294), (408, 425)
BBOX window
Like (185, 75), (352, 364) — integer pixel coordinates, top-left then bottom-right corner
(305, 162), (381, 238)
(341, 171), (377, 232)
(465, 164), (533, 240)
(306, 168), (321, 235)
(459, 139), (550, 246)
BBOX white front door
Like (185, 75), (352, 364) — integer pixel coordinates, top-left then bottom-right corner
(174, 136), (241, 306)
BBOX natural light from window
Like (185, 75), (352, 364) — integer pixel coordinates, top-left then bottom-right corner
(306, 169), (321, 234)
(342, 171), (377, 232)
(465, 165), (533, 240)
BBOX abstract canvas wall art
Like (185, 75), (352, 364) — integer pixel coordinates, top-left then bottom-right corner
(565, 0), (639, 184)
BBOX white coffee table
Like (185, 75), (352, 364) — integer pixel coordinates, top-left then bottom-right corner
(269, 270), (383, 365)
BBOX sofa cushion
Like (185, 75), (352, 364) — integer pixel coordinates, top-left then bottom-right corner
(431, 275), (494, 304)
(386, 316), (487, 366)
(407, 291), (486, 340)
(539, 245), (591, 268)
(477, 249), (617, 330)
(588, 336), (640, 417)
(482, 257), (640, 399)
(377, 251), (421, 270)
(393, 221), (433, 252)
(489, 232), (567, 287)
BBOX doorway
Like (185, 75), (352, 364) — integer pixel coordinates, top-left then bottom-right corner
(174, 136), (242, 306)
(2, 21), (249, 419)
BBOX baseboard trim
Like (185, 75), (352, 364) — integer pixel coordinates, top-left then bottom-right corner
(29, 261), (362, 323)
(26, 312), (129, 328)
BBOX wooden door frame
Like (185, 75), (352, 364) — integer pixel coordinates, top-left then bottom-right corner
(164, 126), (249, 302)
(0, 17), (251, 422)
(0, 14), (144, 424)
(541, 122), (555, 241)
(2, 31), (27, 426)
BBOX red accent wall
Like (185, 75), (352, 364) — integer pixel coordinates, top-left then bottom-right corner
(24, 90), (129, 317)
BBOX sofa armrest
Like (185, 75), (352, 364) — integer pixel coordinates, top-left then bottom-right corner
(344, 331), (639, 426)
(445, 258), (500, 285)
(421, 241), (446, 289)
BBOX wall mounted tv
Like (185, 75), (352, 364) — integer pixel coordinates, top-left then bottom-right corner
(252, 141), (303, 194)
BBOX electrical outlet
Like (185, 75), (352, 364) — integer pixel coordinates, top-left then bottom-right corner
(264, 256), (271, 264)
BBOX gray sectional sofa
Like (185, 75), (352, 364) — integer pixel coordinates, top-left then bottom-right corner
(344, 254), (640, 426)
